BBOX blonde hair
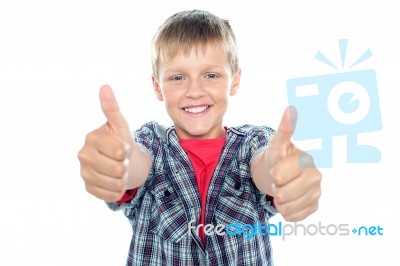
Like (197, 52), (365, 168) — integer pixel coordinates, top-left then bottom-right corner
(151, 10), (239, 78)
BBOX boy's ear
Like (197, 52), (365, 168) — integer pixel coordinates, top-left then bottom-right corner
(230, 69), (241, 96)
(152, 75), (164, 101)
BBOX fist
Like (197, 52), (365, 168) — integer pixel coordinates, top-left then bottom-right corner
(265, 107), (322, 222)
(78, 85), (133, 202)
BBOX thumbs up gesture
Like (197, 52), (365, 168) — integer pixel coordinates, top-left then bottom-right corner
(78, 85), (151, 202)
(252, 107), (322, 222)
(100, 85), (135, 142)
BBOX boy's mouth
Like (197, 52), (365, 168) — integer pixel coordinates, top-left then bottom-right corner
(183, 105), (210, 114)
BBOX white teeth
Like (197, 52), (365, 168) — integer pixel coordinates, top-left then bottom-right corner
(184, 106), (209, 113)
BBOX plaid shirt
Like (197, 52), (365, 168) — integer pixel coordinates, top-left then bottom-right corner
(107, 121), (277, 265)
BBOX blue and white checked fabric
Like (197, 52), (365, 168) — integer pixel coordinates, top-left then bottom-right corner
(107, 121), (277, 265)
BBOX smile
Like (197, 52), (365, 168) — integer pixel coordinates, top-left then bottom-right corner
(183, 106), (210, 114)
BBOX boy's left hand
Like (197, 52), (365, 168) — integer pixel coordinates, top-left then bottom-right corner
(264, 107), (322, 222)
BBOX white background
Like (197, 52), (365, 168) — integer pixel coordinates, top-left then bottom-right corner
(1, 0), (399, 265)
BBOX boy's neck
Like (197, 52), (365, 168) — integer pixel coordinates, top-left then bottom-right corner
(176, 126), (228, 140)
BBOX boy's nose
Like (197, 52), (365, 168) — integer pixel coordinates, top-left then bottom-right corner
(185, 79), (205, 98)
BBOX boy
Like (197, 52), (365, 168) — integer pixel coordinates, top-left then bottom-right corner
(78, 9), (321, 265)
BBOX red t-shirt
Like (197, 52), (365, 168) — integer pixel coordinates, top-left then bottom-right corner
(179, 135), (226, 244)
(116, 187), (138, 204)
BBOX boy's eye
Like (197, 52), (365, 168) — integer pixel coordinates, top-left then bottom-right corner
(170, 75), (184, 81)
(205, 73), (218, 79)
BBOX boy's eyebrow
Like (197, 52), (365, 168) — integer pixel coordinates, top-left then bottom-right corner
(163, 65), (225, 73)
(204, 65), (225, 70)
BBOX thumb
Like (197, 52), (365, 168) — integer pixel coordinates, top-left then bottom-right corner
(99, 85), (131, 138)
(269, 106), (298, 151)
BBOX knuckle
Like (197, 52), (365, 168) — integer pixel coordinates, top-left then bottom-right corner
(107, 191), (124, 202)
(77, 148), (89, 163)
(313, 170), (322, 182)
(80, 168), (87, 180)
(80, 168), (93, 183)
(272, 175), (283, 186)
(311, 180), (322, 198)
(278, 205), (288, 217)
(85, 184), (94, 194)
(115, 141), (126, 157)
(306, 169), (322, 187)
(85, 131), (97, 144)
(274, 191), (285, 203)
(77, 149), (83, 161)
(114, 163), (126, 178)
(113, 180), (126, 194)
(307, 185), (321, 202)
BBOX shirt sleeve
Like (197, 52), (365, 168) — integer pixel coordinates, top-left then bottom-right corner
(248, 125), (278, 217)
(106, 122), (156, 212)
(248, 125), (274, 160)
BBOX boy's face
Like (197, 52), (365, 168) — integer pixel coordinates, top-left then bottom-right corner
(152, 44), (241, 139)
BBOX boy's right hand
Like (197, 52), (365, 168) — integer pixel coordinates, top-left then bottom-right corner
(78, 85), (134, 202)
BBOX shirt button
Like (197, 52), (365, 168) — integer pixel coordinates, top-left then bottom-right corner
(164, 190), (171, 197)
(234, 182), (241, 190)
